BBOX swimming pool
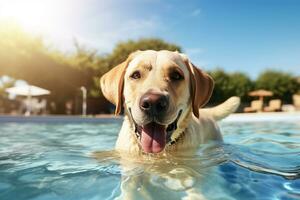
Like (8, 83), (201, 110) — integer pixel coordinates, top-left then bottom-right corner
(0, 114), (299, 200)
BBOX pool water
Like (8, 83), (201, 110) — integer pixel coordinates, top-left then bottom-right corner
(0, 117), (299, 200)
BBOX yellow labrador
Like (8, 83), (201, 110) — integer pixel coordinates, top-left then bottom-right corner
(99, 50), (240, 199)
(100, 50), (240, 156)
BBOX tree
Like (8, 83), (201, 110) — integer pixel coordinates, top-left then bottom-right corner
(105, 38), (181, 68)
(208, 69), (253, 104)
(0, 23), (182, 114)
(229, 72), (254, 102)
(0, 23), (90, 113)
(255, 70), (300, 103)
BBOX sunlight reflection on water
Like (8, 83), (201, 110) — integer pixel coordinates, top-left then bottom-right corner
(0, 118), (299, 200)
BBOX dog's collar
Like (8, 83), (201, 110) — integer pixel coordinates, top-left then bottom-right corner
(127, 108), (183, 146)
(127, 108), (141, 139)
(166, 110), (182, 145)
(168, 131), (184, 146)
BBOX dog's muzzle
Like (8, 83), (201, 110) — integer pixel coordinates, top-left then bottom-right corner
(139, 91), (169, 117)
(128, 108), (182, 153)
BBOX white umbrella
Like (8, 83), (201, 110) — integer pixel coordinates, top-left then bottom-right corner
(5, 85), (50, 96)
(5, 85), (50, 116)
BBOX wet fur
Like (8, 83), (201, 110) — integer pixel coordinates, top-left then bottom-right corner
(100, 50), (240, 199)
(100, 50), (240, 155)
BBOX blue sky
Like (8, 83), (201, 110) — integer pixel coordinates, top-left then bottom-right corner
(1, 0), (300, 78)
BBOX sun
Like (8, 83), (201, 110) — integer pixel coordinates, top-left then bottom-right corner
(0, 0), (70, 34)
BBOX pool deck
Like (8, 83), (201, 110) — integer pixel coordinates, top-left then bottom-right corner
(0, 112), (299, 123)
(223, 112), (300, 122)
(0, 115), (121, 123)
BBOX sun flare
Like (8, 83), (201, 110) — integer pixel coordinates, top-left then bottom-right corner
(0, 0), (72, 34)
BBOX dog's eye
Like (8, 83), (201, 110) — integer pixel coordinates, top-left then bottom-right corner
(170, 71), (184, 81)
(130, 71), (141, 79)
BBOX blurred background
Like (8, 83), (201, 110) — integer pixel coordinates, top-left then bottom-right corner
(0, 0), (299, 116)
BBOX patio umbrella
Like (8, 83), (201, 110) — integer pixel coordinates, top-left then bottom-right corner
(5, 85), (50, 96)
(248, 89), (273, 101)
(5, 85), (50, 115)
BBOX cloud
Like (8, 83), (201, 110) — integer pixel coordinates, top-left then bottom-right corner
(80, 17), (162, 53)
(42, 2), (163, 53)
(4, 0), (193, 54)
(1, 0), (197, 54)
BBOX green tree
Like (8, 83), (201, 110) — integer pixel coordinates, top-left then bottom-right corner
(0, 23), (89, 113)
(0, 24), (182, 114)
(106, 38), (181, 67)
(208, 69), (253, 104)
(255, 70), (300, 103)
(63, 41), (109, 98)
(230, 72), (254, 102)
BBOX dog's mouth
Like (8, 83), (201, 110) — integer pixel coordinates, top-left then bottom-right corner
(129, 109), (182, 153)
(139, 122), (166, 153)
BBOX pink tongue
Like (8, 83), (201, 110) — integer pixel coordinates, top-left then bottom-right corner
(141, 122), (166, 153)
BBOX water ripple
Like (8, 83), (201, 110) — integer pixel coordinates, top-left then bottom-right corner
(0, 120), (299, 200)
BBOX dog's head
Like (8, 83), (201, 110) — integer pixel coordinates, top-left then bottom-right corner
(100, 50), (214, 153)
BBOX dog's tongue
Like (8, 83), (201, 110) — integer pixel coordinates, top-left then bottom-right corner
(141, 122), (166, 153)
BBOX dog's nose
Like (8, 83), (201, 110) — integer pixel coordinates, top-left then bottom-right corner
(139, 92), (169, 115)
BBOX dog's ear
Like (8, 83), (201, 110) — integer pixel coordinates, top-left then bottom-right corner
(185, 59), (214, 118)
(100, 52), (137, 115)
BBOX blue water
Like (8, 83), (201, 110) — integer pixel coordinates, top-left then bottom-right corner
(0, 118), (299, 200)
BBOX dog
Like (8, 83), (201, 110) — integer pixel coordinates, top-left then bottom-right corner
(100, 50), (239, 156)
(99, 50), (240, 199)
